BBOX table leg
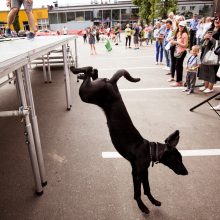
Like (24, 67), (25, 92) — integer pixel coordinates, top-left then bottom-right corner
(16, 69), (43, 195)
(23, 65), (47, 186)
(42, 56), (47, 83)
(62, 44), (72, 110)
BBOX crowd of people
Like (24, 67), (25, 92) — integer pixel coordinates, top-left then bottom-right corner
(82, 12), (220, 111)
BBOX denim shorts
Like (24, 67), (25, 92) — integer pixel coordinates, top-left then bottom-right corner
(11, 0), (33, 12)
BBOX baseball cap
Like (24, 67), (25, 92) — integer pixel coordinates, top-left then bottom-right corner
(179, 21), (186, 27)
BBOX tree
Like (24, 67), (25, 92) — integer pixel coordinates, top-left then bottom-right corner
(132, 0), (177, 23)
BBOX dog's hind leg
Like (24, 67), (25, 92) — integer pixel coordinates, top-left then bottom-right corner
(131, 164), (150, 214)
(142, 170), (161, 207)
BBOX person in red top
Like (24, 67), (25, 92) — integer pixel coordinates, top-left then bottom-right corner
(170, 21), (189, 86)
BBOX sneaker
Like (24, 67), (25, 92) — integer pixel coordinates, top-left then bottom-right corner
(182, 88), (189, 92)
(155, 62), (158, 65)
(159, 62), (163, 65)
(187, 90), (193, 95)
(199, 86), (206, 91)
(210, 104), (220, 111)
(166, 72), (171, 75)
(5, 28), (12, 38)
(26, 32), (35, 40)
(203, 88), (214, 93)
(167, 78), (175, 82)
(164, 66), (170, 71)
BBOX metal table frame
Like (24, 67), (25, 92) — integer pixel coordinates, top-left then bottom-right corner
(0, 35), (78, 195)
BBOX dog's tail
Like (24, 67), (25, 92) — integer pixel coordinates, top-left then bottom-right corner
(109, 69), (140, 84)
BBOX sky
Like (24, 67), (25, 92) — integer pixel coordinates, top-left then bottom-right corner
(0, 0), (125, 11)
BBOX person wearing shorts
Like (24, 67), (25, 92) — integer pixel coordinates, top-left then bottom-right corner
(5, 0), (36, 39)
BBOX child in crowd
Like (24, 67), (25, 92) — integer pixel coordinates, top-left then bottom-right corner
(182, 45), (201, 94)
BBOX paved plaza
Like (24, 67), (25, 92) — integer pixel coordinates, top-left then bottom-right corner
(0, 36), (220, 220)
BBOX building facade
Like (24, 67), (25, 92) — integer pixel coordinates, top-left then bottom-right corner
(48, 1), (139, 31)
(177, 0), (214, 17)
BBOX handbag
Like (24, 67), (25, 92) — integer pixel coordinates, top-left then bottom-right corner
(202, 41), (219, 65)
(174, 47), (183, 58)
(217, 67), (220, 78)
(214, 45), (220, 55)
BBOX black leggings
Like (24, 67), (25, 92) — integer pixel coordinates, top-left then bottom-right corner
(126, 36), (131, 47)
(172, 50), (187, 82)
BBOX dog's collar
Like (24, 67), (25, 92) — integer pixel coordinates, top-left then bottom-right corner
(149, 142), (159, 167)
(149, 142), (167, 167)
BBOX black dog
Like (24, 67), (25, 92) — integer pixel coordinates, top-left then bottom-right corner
(71, 66), (188, 214)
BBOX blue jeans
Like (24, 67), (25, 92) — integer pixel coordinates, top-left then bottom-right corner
(164, 48), (170, 67)
(156, 41), (163, 62)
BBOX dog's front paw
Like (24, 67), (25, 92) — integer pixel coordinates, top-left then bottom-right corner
(152, 200), (161, 206)
(136, 199), (150, 214)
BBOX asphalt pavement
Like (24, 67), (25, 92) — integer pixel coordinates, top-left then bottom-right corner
(0, 35), (220, 220)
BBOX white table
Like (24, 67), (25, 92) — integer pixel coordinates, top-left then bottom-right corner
(0, 35), (78, 195)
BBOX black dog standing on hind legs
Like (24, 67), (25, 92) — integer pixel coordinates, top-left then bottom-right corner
(70, 66), (188, 214)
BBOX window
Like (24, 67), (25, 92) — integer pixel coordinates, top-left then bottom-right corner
(57, 13), (66, 23)
(131, 8), (139, 20)
(190, 6), (195, 11)
(181, 6), (186, 11)
(85, 11), (93, 21)
(76, 11), (84, 21)
(103, 10), (111, 20)
(67, 12), (75, 21)
(112, 9), (120, 20)
(121, 8), (130, 20)
(49, 13), (58, 24)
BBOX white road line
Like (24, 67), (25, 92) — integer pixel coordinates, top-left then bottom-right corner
(119, 85), (220, 92)
(102, 149), (220, 158)
(98, 56), (154, 60)
(99, 66), (161, 71)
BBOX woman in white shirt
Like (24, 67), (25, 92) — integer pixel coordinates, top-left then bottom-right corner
(196, 17), (205, 45)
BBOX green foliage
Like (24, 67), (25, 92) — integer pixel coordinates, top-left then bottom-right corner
(132, 0), (177, 23)
(13, 13), (20, 33)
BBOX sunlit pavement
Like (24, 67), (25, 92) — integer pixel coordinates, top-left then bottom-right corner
(0, 35), (219, 220)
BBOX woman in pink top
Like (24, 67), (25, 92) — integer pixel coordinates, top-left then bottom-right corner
(170, 21), (189, 86)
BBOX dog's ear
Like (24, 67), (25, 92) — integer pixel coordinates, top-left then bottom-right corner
(165, 130), (180, 149)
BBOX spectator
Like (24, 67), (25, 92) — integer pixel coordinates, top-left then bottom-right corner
(114, 23), (120, 45)
(170, 21), (189, 87)
(5, 0), (37, 39)
(199, 16), (220, 93)
(82, 28), (87, 43)
(196, 17), (205, 45)
(143, 24), (149, 46)
(125, 24), (132, 48)
(88, 26), (97, 55)
(154, 21), (164, 65)
(183, 45), (201, 94)
(148, 23), (154, 45)
(133, 23), (140, 49)
(96, 28), (100, 42)
(168, 15), (185, 81)
(63, 25), (68, 35)
(189, 14), (199, 49)
(163, 20), (173, 71)
(202, 17), (212, 38)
